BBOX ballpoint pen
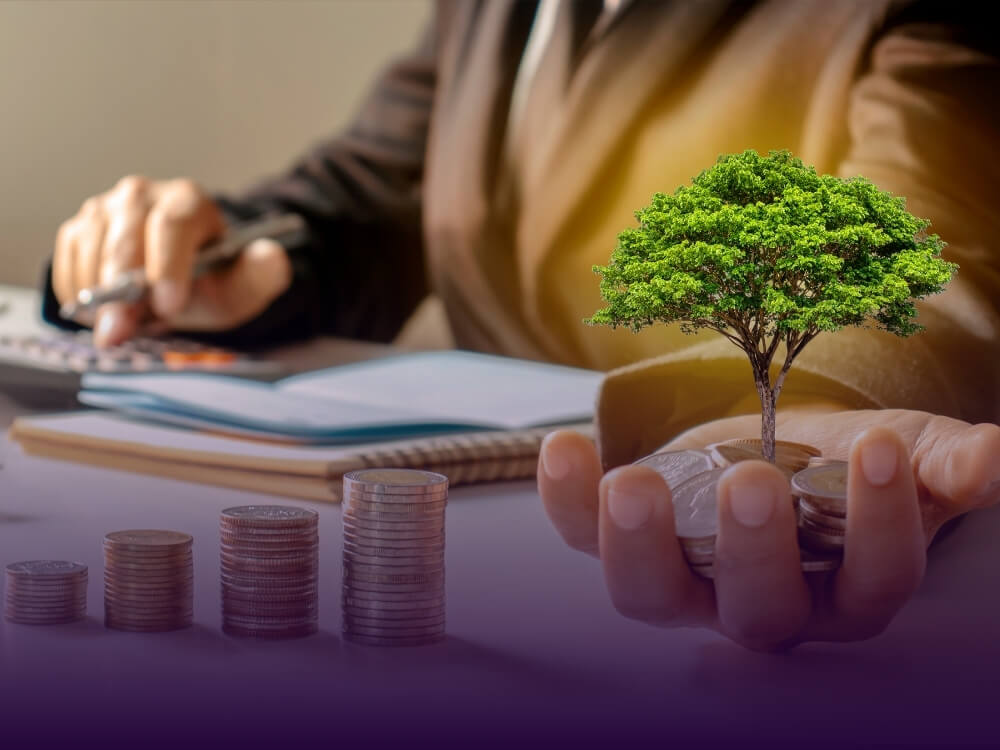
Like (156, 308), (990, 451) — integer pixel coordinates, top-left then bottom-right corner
(58, 213), (306, 320)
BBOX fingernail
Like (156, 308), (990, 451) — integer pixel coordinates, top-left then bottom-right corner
(607, 480), (655, 531)
(861, 437), (898, 487)
(728, 481), (776, 528)
(152, 280), (183, 317)
(540, 435), (570, 480)
(94, 313), (116, 346)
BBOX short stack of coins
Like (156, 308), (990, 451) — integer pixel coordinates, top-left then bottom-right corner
(342, 469), (447, 647)
(220, 506), (319, 639)
(103, 530), (193, 632)
(4, 561), (88, 625)
(791, 462), (848, 553)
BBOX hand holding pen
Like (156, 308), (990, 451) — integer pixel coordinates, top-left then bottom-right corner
(52, 177), (303, 347)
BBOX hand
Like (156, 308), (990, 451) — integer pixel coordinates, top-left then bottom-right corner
(538, 409), (1000, 650)
(52, 176), (292, 347)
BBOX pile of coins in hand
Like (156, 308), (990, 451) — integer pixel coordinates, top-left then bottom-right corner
(636, 439), (848, 577)
(220, 506), (319, 639)
(341, 469), (447, 647)
(4, 561), (88, 625)
(103, 530), (193, 632)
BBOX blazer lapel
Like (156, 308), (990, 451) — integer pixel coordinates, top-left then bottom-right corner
(516, 0), (738, 312)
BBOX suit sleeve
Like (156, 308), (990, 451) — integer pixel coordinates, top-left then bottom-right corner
(595, 8), (1000, 468)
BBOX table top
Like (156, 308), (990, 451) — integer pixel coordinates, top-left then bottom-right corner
(1, 287), (999, 746)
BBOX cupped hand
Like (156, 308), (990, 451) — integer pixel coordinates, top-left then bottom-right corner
(537, 409), (1000, 650)
(52, 176), (292, 347)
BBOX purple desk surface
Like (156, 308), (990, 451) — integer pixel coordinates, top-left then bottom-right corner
(2, 428), (1000, 746)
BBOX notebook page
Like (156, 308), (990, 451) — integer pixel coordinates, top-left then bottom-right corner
(279, 351), (602, 429)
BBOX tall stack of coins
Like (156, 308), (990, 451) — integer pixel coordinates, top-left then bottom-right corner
(341, 469), (447, 647)
(791, 463), (848, 553)
(220, 506), (319, 639)
(4, 561), (88, 625)
(103, 530), (193, 632)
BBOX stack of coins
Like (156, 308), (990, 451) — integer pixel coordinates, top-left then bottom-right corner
(220, 506), (319, 639)
(104, 530), (193, 632)
(4, 561), (88, 625)
(341, 469), (447, 647)
(791, 463), (848, 553)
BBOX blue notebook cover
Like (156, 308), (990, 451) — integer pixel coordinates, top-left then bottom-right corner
(80, 350), (602, 443)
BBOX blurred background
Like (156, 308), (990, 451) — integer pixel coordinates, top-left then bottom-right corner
(0, 0), (430, 287)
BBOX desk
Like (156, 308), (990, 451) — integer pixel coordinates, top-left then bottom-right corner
(1, 291), (1000, 745)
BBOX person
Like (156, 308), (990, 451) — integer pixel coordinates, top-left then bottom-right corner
(45, 0), (1000, 650)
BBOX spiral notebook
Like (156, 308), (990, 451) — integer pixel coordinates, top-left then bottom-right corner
(10, 412), (593, 502)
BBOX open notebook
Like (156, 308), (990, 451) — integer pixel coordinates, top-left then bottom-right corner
(10, 351), (601, 501)
(78, 350), (602, 442)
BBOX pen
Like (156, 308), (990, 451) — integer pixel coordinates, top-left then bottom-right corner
(59, 213), (306, 320)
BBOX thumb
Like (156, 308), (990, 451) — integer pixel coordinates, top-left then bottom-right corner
(168, 238), (293, 332)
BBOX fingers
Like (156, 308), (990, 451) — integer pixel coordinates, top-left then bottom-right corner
(912, 416), (1000, 510)
(73, 198), (106, 294)
(93, 177), (153, 346)
(170, 239), (292, 331)
(828, 427), (925, 640)
(598, 465), (714, 626)
(145, 179), (224, 319)
(52, 218), (79, 306)
(713, 461), (810, 650)
(537, 430), (603, 556)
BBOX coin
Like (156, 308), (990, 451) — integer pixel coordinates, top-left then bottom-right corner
(222, 623), (317, 639)
(104, 530), (193, 551)
(791, 464), (848, 505)
(343, 468), (448, 495)
(342, 540), (445, 558)
(807, 457), (847, 468)
(672, 468), (725, 540)
(6, 561), (88, 578)
(344, 492), (448, 508)
(342, 604), (447, 621)
(220, 506), (318, 527)
(634, 450), (716, 491)
(342, 525), (445, 543)
(798, 499), (847, 530)
(342, 622), (446, 639)
(345, 613), (446, 629)
(342, 502), (448, 518)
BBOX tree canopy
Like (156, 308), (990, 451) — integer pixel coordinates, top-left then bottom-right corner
(588, 150), (956, 354)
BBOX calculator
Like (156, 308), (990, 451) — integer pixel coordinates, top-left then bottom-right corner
(0, 330), (283, 397)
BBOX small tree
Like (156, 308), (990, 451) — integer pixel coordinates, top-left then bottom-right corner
(588, 150), (956, 462)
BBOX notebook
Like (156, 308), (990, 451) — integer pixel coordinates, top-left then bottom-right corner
(10, 350), (601, 501)
(10, 412), (593, 502)
(78, 350), (602, 442)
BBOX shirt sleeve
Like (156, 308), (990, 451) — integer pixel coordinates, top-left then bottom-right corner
(595, 6), (1000, 469)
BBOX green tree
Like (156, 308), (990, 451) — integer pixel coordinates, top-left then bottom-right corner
(588, 150), (956, 462)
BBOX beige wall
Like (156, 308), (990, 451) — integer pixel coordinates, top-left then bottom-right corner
(0, 0), (431, 287)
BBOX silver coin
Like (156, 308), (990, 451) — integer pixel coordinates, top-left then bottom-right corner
(344, 491), (448, 508)
(343, 469), (448, 495)
(342, 569), (444, 586)
(343, 540), (445, 558)
(343, 530), (445, 548)
(633, 450), (716, 492)
(5, 561), (88, 577)
(791, 464), (848, 505)
(342, 622), (446, 639)
(343, 549), (443, 568)
(104, 530), (193, 550)
(342, 604), (446, 621)
(344, 613), (446, 630)
(342, 525), (445, 543)
(798, 499), (847, 530)
(220, 506), (318, 525)
(342, 584), (443, 602)
(342, 593), (445, 610)
(671, 468), (726, 540)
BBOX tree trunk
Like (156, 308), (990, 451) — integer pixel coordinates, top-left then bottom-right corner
(753, 370), (777, 463)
